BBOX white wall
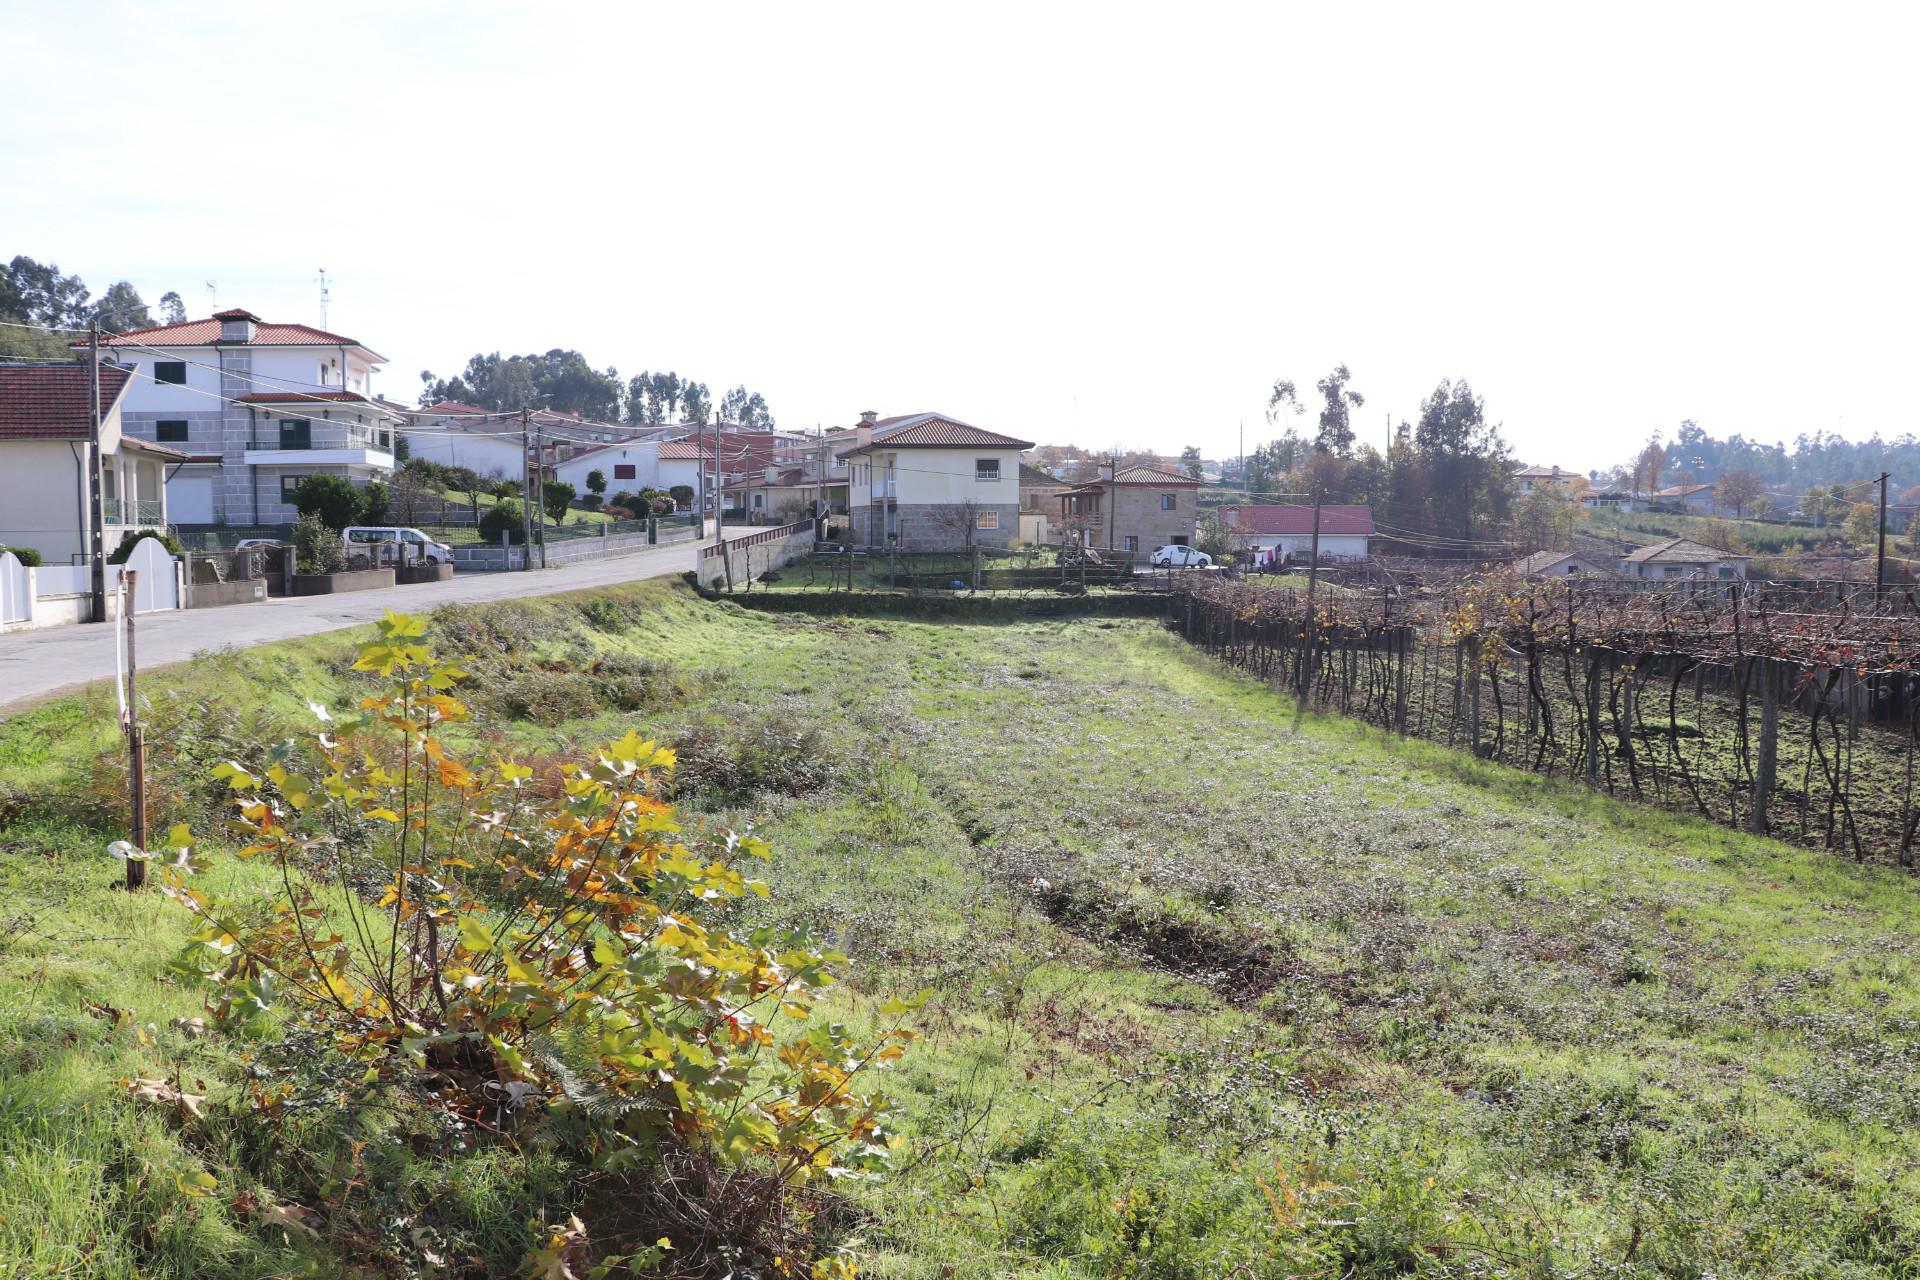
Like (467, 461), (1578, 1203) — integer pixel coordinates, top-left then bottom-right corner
(554, 443), (659, 495)
(168, 466), (216, 523)
(1244, 532), (1370, 558)
(402, 427), (525, 482)
(0, 440), (90, 563)
(849, 447), (1022, 507)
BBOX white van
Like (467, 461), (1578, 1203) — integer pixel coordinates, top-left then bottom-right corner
(342, 526), (455, 569)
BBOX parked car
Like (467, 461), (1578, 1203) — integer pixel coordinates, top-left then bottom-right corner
(1152, 545), (1212, 568)
(342, 526), (455, 569)
(232, 537), (286, 552)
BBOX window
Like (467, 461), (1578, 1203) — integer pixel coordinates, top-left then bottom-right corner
(1123, 535), (1139, 551)
(975, 509), (999, 530)
(279, 419), (311, 449)
(1160, 493), (1176, 510)
(279, 475), (305, 504)
(154, 361), (187, 385)
(1171, 535), (1189, 547)
(614, 464), (636, 480)
(975, 458), (1000, 482)
(155, 420), (189, 443)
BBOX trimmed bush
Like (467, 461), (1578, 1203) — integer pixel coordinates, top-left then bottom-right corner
(106, 529), (182, 564)
(290, 512), (343, 575)
(478, 499), (526, 545)
(0, 544), (43, 567)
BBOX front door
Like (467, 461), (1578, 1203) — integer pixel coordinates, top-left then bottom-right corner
(279, 419), (311, 450)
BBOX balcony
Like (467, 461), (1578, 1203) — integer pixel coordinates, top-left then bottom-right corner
(103, 498), (165, 526)
(245, 427), (394, 468)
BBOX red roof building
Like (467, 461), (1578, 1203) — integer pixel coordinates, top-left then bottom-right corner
(1222, 504), (1375, 536)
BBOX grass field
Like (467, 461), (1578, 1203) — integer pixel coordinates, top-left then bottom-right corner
(4, 583), (1920, 1276)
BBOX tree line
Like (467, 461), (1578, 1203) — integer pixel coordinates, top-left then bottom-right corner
(1614, 420), (1919, 506)
(1233, 365), (1516, 545)
(0, 254), (186, 358)
(419, 353), (776, 428)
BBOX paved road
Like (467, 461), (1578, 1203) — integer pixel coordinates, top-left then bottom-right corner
(0, 541), (699, 720)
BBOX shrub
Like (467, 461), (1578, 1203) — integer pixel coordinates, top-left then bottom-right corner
(152, 614), (920, 1272)
(600, 505), (636, 520)
(361, 478), (390, 524)
(584, 468), (606, 496)
(291, 473), (369, 530)
(289, 512), (343, 574)
(541, 479), (576, 524)
(670, 484), (694, 509)
(478, 498), (526, 545)
(672, 716), (838, 801)
(609, 490), (638, 512)
(106, 528), (183, 563)
(0, 544), (43, 567)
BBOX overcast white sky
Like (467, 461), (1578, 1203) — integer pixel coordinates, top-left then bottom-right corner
(4, 1), (1915, 471)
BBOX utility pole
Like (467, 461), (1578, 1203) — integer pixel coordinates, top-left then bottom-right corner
(534, 410), (548, 569)
(1105, 454), (1116, 555)
(87, 317), (107, 622)
(519, 407), (533, 570)
(1876, 470), (1890, 600)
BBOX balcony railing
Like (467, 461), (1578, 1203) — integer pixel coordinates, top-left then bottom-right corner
(103, 498), (165, 526)
(249, 430), (393, 452)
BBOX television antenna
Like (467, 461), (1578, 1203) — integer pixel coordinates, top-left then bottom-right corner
(315, 268), (331, 328)
(205, 281), (217, 310)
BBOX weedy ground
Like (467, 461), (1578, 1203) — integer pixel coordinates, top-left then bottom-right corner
(2, 580), (1920, 1276)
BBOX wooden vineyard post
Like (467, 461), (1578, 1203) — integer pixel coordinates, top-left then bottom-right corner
(1467, 635), (1483, 756)
(1394, 627), (1410, 735)
(1585, 646), (1604, 785)
(1751, 655), (1779, 835)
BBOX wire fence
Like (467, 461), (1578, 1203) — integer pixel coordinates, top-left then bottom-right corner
(1172, 572), (1920, 868)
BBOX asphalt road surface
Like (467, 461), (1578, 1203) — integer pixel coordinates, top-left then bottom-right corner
(0, 541), (698, 720)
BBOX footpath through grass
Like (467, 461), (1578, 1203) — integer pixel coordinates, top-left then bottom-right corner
(2, 582), (1920, 1276)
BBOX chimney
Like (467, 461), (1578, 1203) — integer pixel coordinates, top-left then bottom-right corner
(1101, 459), (1116, 484)
(859, 410), (877, 425)
(856, 411), (874, 450)
(214, 308), (259, 343)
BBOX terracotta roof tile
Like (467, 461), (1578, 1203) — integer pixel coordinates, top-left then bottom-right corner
(0, 363), (132, 440)
(1222, 504), (1374, 536)
(233, 390), (373, 404)
(657, 440), (713, 460)
(85, 313), (374, 352)
(838, 413), (1033, 456)
(1622, 536), (1746, 563)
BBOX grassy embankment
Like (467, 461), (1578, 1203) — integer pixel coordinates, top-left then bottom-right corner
(4, 582), (1920, 1276)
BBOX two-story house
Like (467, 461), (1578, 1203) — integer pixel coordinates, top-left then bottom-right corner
(0, 362), (187, 564)
(1056, 464), (1200, 556)
(837, 411), (1032, 550)
(97, 308), (403, 526)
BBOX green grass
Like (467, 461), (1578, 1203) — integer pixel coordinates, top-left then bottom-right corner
(5, 583), (1920, 1275)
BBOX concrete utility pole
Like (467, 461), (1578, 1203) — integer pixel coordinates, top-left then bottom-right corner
(87, 317), (107, 622)
(1876, 471), (1890, 600)
(519, 407), (533, 569)
(534, 411), (548, 569)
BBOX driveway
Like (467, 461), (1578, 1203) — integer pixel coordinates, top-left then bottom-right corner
(0, 541), (699, 720)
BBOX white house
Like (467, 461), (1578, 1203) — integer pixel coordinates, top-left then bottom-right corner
(0, 362), (187, 564)
(97, 308), (403, 526)
(1220, 504), (1373, 561)
(1513, 464), (1589, 496)
(836, 411), (1031, 550)
(1512, 550), (1611, 578)
(553, 441), (660, 497)
(1652, 482), (1719, 513)
(1619, 537), (1749, 580)
(402, 400), (527, 483)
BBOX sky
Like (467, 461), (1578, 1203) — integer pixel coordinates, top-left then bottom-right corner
(3, 1), (1916, 473)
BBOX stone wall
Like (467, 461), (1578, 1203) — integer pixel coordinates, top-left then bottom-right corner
(1101, 485), (1196, 556)
(851, 502), (1019, 551)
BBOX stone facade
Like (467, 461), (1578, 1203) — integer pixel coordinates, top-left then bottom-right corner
(851, 501), (1019, 551)
(1071, 480), (1197, 555)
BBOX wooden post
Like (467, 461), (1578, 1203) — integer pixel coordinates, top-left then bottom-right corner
(1751, 656), (1779, 835)
(1585, 646), (1604, 784)
(1467, 635), (1483, 755)
(123, 571), (147, 890)
(1393, 627), (1410, 735)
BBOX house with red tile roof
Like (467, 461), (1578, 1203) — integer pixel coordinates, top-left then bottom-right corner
(0, 362), (189, 565)
(835, 411), (1034, 549)
(1058, 463), (1201, 557)
(1221, 504), (1374, 561)
(89, 308), (404, 526)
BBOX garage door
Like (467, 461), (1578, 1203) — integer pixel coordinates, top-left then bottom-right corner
(166, 469), (215, 524)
